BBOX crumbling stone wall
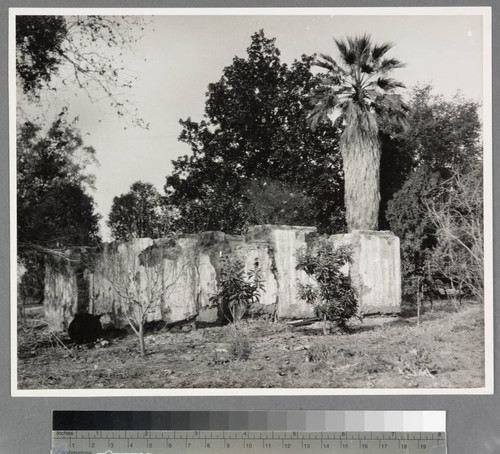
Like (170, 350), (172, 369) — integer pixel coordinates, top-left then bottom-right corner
(43, 225), (402, 331)
(44, 259), (79, 331)
(44, 225), (317, 330)
(331, 230), (401, 314)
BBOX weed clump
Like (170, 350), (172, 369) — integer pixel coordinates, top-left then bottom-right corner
(306, 342), (332, 363)
(229, 335), (252, 361)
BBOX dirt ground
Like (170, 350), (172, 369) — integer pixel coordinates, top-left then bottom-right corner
(17, 301), (485, 390)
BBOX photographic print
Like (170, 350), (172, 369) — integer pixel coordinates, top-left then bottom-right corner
(11, 8), (492, 396)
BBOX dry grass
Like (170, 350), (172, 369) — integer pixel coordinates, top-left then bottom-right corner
(17, 301), (485, 390)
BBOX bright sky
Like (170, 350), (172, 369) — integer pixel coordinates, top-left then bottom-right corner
(18, 12), (485, 240)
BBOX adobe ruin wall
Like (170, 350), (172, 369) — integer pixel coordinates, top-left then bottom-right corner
(43, 225), (401, 331)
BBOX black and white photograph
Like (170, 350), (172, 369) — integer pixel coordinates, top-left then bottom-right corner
(11, 8), (492, 395)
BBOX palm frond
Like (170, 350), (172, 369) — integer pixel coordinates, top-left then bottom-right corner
(310, 34), (406, 134)
(341, 102), (379, 146)
(379, 58), (406, 72)
(317, 53), (347, 76)
(334, 38), (348, 58)
(374, 77), (406, 91)
(372, 42), (394, 60)
(335, 38), (356, 66)
(375, 93), (408, 111)
(307, 104), (332, 130)
(372, 93), (409, 127)
(318, 53), (335, 65)
(355, 34), (372, 64)
(346, 36), (357, 51)
(306, 85), (341, 130)
(314, 58), (335, 72)
(321, 73), (344, 86)
(360, 62), (375, 74)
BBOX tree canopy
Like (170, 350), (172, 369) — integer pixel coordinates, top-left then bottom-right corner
(16, 16), (68, 95)
(108, 181), (173, 241)
(399, 84), (481, 171)
(17, 111), (101, 253)
(16, 15), (147, 127)
(17, 112), (101, 303)
(165, 30), (345, 234)
(427, 163), (483, 302)
(386, 85), (482, 301)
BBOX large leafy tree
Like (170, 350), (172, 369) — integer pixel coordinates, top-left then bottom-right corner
(243, 179), (313, 227)
(16, 16), (67, 95)
(386, 165), (443, 301)
(378, 132), (415, 230)
(16, 15), (147, 127)
(386, 85), (482, 301)
(108, 181), (173, 241)
(309, 34), (408, 231)
(426, 162), (483, 302)
(166, 30), (345, 234)
(399, 84), (481, 171)
(17, 112), (100, 251)
(17, 112), (101, 303)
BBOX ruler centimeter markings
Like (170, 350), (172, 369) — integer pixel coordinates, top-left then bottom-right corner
(51, 430), (446, 454)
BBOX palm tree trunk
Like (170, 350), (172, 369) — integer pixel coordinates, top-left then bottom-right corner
(341, 113), (381, 231)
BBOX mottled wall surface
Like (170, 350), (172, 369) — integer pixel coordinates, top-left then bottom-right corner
(244, 225), (317, 319)
(44, 262), (79, 331)
(44, 226), (318, 331)
(331, 230), (401, 314)
(43, 226), (402, 330)
(270, 227), (316, 318)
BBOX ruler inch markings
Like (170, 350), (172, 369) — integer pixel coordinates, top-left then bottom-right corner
(52, 429), (446, 453)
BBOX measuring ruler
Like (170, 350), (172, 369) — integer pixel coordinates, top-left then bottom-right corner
(51, 430), (446, 453)
(51, 411), (447, 454)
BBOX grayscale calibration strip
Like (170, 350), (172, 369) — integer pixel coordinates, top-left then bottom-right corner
(51, 411), (446, 454)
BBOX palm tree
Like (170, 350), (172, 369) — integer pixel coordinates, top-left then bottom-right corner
(309, 34), (407, 231)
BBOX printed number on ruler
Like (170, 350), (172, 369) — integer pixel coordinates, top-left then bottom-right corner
(51, 430), (446, 454)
